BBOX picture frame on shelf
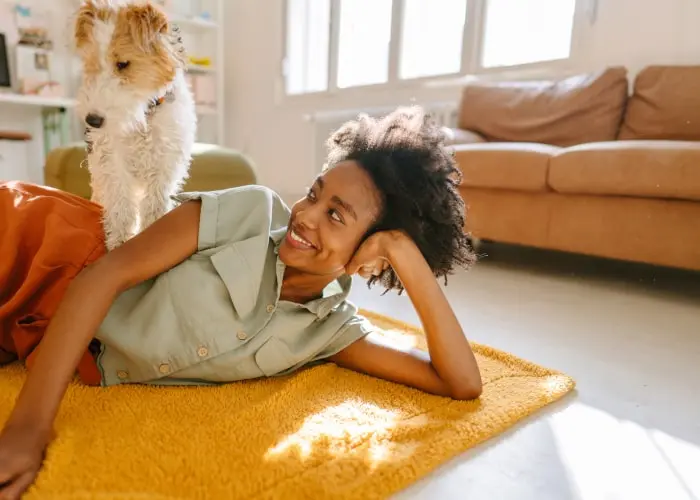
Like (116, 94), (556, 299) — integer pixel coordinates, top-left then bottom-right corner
(15, 44), (54, 95)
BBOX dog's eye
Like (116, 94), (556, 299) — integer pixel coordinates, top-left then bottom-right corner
(116, 61), (130, 71)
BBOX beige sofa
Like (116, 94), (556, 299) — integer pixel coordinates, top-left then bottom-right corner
(44, 143), (257, 198)
(447, 66), (700, 272)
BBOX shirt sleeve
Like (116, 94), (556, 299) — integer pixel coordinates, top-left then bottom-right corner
(311, 314), (376, 362)
(172, 185), (288, 251)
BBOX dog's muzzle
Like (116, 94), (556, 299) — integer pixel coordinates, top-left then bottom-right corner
(85, 113), (105, 129)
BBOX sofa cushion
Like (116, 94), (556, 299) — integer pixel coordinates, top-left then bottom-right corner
(618, 65), (700, 141)
(549, 141), (700, 202)
(457, 67), (628, 147)
(454, 143), (560, 192)
(442, 127), (486, 146)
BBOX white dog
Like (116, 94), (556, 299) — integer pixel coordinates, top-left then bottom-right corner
(74, 0), (196, 250)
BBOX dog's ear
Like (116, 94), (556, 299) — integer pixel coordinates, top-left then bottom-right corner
(74, 1), (97, 49)
(126, 3), (170, 52)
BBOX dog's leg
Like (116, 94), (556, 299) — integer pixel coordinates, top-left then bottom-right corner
(93, 167), (139, 250)
(138, 154), (190, 231)
(138, 175), (177, 232)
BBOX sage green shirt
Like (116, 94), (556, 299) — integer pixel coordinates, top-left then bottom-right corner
(95, 185), (373, 387)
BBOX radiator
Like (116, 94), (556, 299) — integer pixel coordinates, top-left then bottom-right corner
(306, 102), (459, 168)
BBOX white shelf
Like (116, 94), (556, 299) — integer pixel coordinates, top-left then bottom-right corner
(170, 15), (218, 31)
(196, 105), (218, 116)
(187, 64), (216, 74)
(0, 93), (77, 108)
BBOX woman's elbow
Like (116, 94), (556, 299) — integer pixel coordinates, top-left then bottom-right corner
(448, 379), (483, 401)
(77, 257), (125, 295)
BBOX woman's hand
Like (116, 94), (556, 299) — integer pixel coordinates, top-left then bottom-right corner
(0, 423), (49, 500)
(335, 229), (482, 400)
(345, 230), (408, 279)
(0, 200), (202, 498)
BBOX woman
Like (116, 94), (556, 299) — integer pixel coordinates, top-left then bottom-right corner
(0, 107), (481, 497)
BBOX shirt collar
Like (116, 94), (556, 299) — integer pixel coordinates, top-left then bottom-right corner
(304, 274), (352, 318)
(271, 227), (287, 249)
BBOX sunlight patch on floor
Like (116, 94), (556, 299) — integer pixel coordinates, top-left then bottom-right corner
(265, 400), (403, 467)
(549, 403), (700, 500)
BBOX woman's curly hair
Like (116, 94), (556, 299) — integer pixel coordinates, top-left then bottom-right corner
(324, 106), (477, 292)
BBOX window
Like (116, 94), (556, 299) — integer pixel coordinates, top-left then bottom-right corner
(284, 0), (579, 95)
(285, 0), (331, 95)
(399, 0), (468, 80)
(481, 0), (577, 68)
(337, 0), (393, 88)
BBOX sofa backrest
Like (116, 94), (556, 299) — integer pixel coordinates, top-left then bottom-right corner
(618, 65), (700, 141)
(457, 67), (629, 147)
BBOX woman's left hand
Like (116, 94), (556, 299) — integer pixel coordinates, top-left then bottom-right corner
(345, 230), (409, 279)
(335, 227), (483, 400)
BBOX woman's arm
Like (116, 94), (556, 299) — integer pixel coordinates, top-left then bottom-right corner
(1, 201), (201, 497)
(330, 232), (482, 400)
(0, 201), (200, 478)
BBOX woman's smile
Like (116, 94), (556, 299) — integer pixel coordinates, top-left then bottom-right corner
(286, 226), (317, 250)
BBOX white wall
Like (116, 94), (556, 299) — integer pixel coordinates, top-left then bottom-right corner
(223, 0), (700, 201)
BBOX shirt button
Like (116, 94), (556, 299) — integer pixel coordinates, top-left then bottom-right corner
(237, 330), (247, 340)
(117, 370), (128, 380)
(266, 304), (275, 313)
(159, 363), (171, 374)
(197, 346), (209, 357)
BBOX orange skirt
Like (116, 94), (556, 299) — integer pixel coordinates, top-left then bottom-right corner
(0, 181), (106, 385)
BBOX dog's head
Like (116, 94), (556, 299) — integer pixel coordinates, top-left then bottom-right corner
(74, 0), (186, 134)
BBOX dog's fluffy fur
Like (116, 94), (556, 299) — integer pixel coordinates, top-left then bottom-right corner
(74, 0), (196, 250)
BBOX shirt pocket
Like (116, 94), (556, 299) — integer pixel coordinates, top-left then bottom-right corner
(210, 237), (267, 320)
(254, 337), (296, 377)
(166, 260), (239, 333)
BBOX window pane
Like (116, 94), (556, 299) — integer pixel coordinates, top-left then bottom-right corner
(286, 0), (330, 95)
(337, 0), (393, 89)
(400, 0), (467, 80)
(481, 0), (576, 68)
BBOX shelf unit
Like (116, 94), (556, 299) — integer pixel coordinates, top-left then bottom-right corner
(167, 0), (225, 145)
(169, 14), (218, 31)
(187, 64), (217, 74)
(0, 93), (76, 108)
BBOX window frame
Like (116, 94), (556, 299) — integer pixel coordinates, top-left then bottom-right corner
(281, 0), (587, 99)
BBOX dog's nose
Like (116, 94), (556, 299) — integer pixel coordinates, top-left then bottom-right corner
(85, 113), (105, 128)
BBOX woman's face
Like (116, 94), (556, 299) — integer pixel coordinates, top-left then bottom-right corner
(278, 160), (381, 276)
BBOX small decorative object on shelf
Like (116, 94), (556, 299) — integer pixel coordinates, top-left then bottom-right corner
(14, 3), (52, 49)
(10, 3), (64, 97)
(188, 55), (212, 68)
(190, 74), (216, 106)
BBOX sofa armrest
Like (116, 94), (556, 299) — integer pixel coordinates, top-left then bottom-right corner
(45, 142), (91, 197)
(442, 127), (486, 146)
(44, 142), (258, 199)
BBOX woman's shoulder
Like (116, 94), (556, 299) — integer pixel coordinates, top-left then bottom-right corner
(175, 184), (285, 207)
(173, 184), (291, 250)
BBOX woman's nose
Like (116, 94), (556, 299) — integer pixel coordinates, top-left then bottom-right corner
(295, 205), (320, 229)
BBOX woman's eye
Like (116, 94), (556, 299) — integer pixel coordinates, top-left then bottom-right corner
(329, 209), (343, 223)
(306, 189), (316, 201)
(116, 61), (130, 71)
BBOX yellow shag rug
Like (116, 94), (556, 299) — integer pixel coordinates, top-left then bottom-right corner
(0, 311), (574, 499)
